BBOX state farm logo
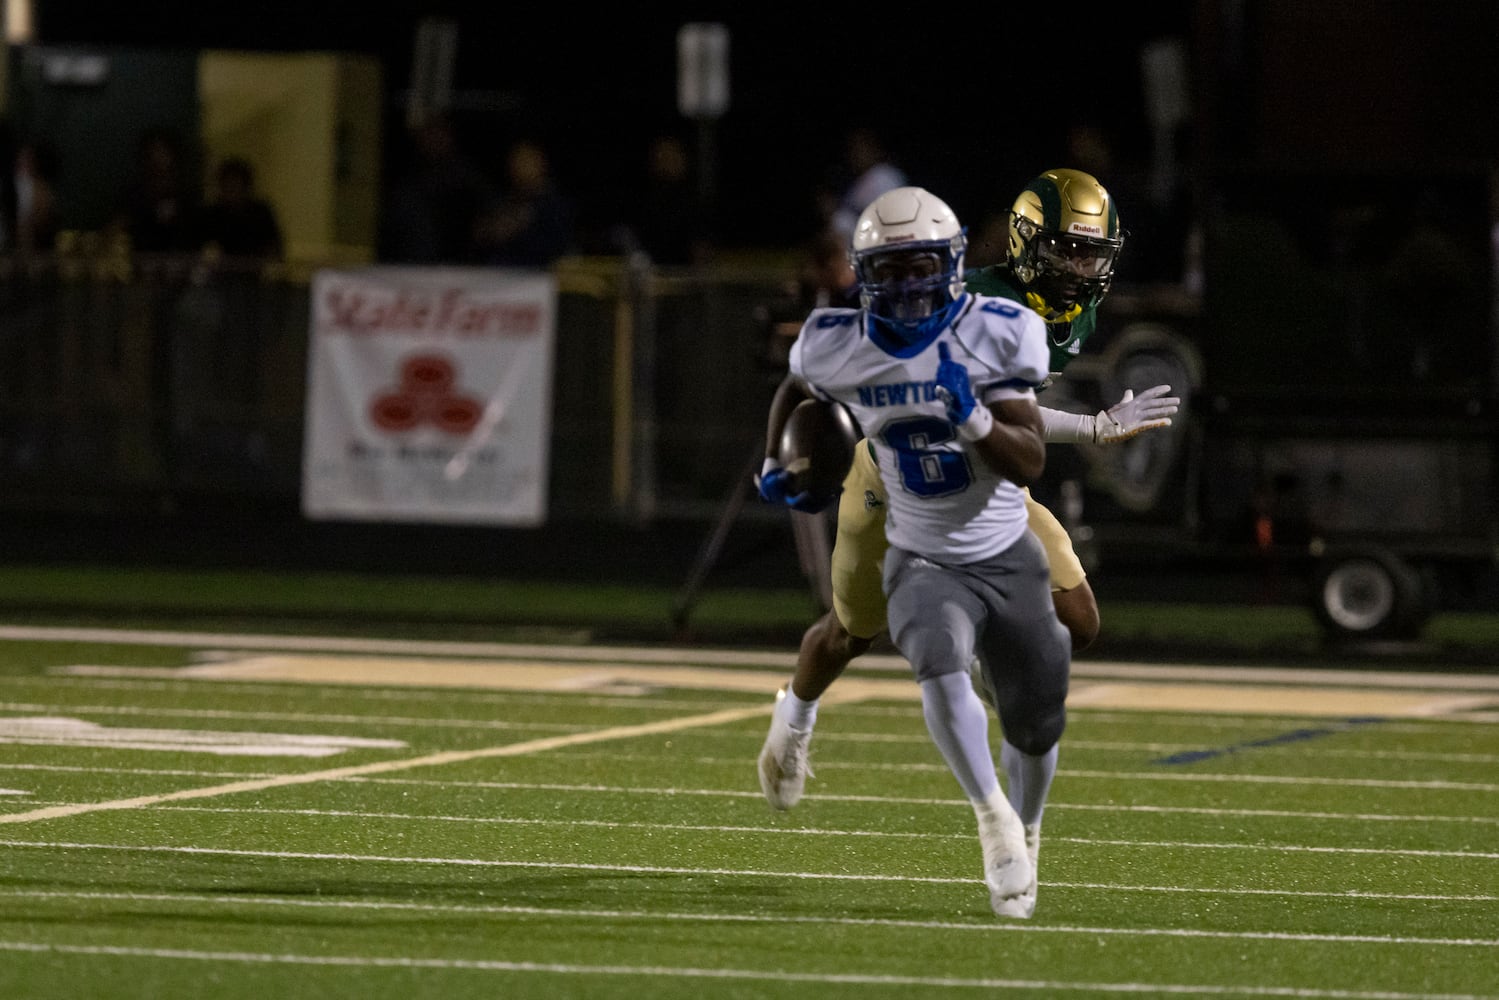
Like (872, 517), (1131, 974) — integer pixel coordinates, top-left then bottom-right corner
(369, 353), (483, 435)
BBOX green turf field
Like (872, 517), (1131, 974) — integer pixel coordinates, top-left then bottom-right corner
(0, 625), (1495, 998)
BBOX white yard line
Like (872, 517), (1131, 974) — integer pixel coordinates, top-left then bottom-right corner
(7, 779), (1498, 826)
(103, 804), (1499, 858)
(0, 840), (1493, 904)
(549, 744), (1499, 765)
(345, 769), (1499, 794)
(1052, 802), (1499, 825)
(0, 941), (1491, 1000)
(1055, 769), (1499, 791)
(2, 889), (1494, 947)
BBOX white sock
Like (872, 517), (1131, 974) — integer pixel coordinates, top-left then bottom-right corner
(973, 787), (1012, 824)
(780, 685), (819, 731)
(919, 671), (1001, 802)
(1001, 740), (1058, 828)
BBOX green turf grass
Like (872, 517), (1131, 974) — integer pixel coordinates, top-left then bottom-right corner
(0, 630), (1495, 998)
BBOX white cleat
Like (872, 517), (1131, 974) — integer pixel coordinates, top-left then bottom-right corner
(994, 823), (1042, 919)
(758, 688), (814, 810)
(976, 798), (1034, 915)
(967, 656), (997, 711)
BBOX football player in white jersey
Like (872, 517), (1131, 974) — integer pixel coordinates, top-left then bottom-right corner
(757, 187), (1069, 918)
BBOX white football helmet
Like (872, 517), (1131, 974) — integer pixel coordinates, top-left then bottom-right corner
(850, 187), (967, 343)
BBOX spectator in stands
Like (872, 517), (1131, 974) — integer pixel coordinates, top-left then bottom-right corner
(820, 126), (909, 241)
(475, 138), (576, 268)
(114, 126), (199, 255)
(760, 227), (860, 372)
(172, 157), (286, 465)
(195, 157), (284, 264)
(379, 112), (496, 264)
(628, 133), (712, 266)
(10, 138), (63, 256)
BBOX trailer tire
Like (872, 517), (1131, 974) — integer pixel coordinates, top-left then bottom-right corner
(1311, 547), (1433, 641)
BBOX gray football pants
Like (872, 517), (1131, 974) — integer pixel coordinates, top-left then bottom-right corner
(883, 530), (1072, 755)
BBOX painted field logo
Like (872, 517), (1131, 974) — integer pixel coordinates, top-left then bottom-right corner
(369, 353), (484, 436)
(0, 717), (407, 757)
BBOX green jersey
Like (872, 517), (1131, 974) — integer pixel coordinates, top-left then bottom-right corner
(963, 263), (1098, 384)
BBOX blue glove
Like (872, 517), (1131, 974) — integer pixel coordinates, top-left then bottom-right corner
(934, 342), (978, 424)
(756, 459), (835, 513)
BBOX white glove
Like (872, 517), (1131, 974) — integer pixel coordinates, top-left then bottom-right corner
(1093, 384), (1179, 444)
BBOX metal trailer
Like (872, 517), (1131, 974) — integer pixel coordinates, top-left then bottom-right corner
(1033, 166), (1498, 644)
(1042, 3), (1499, 643)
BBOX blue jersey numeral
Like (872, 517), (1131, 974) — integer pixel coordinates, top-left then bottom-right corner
(979, 299), (1023, 319)
(881, 416), (971, 497)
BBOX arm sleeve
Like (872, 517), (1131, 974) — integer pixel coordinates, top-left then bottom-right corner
(1039, 406), (1096, 443)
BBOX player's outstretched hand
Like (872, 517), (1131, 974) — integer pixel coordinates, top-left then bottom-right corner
(1094, 384), (1180, 444)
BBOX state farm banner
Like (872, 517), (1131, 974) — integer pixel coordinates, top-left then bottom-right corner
(302, 266), (557, 525)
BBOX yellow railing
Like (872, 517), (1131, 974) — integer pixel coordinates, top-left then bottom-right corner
(0, 251), (803, 521)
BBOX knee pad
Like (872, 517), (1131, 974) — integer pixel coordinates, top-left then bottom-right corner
(1001, 702), (1066, 756)
(991, 613), (1070, 754)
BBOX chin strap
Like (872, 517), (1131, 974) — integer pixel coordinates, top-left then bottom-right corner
(868, 297), (965, 357)
(1024, 291), (1082, 325)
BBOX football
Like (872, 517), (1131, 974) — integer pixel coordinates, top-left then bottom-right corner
(777, 399), (860, 506)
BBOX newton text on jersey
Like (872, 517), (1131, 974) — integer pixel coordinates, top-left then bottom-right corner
(856, 381), (944, 408)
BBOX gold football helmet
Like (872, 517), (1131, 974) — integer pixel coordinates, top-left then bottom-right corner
(1008, 168), (1124, 323)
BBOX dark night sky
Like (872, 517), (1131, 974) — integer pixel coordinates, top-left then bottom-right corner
(29, 2), (1198, 248)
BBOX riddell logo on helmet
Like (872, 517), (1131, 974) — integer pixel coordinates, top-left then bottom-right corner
(1069, 223), (1104, 236)
(881, 232), (915, 244)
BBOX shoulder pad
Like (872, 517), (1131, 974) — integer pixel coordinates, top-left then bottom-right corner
(807, 308), (859, 332)
(948, 296), (1048, 388)
(790, 307), (863, 388)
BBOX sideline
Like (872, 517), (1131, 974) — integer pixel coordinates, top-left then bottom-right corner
(7, 622), (1496, 721)
(3, 624), (1499, 690)
(49, 655), (1499, 721)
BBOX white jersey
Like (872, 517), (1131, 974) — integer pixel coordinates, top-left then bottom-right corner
(789, 294), (1049, 563)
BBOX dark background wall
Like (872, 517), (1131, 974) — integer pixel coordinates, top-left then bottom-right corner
(23, 2), (1191, 246)
(22, 2), (1499, 248)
